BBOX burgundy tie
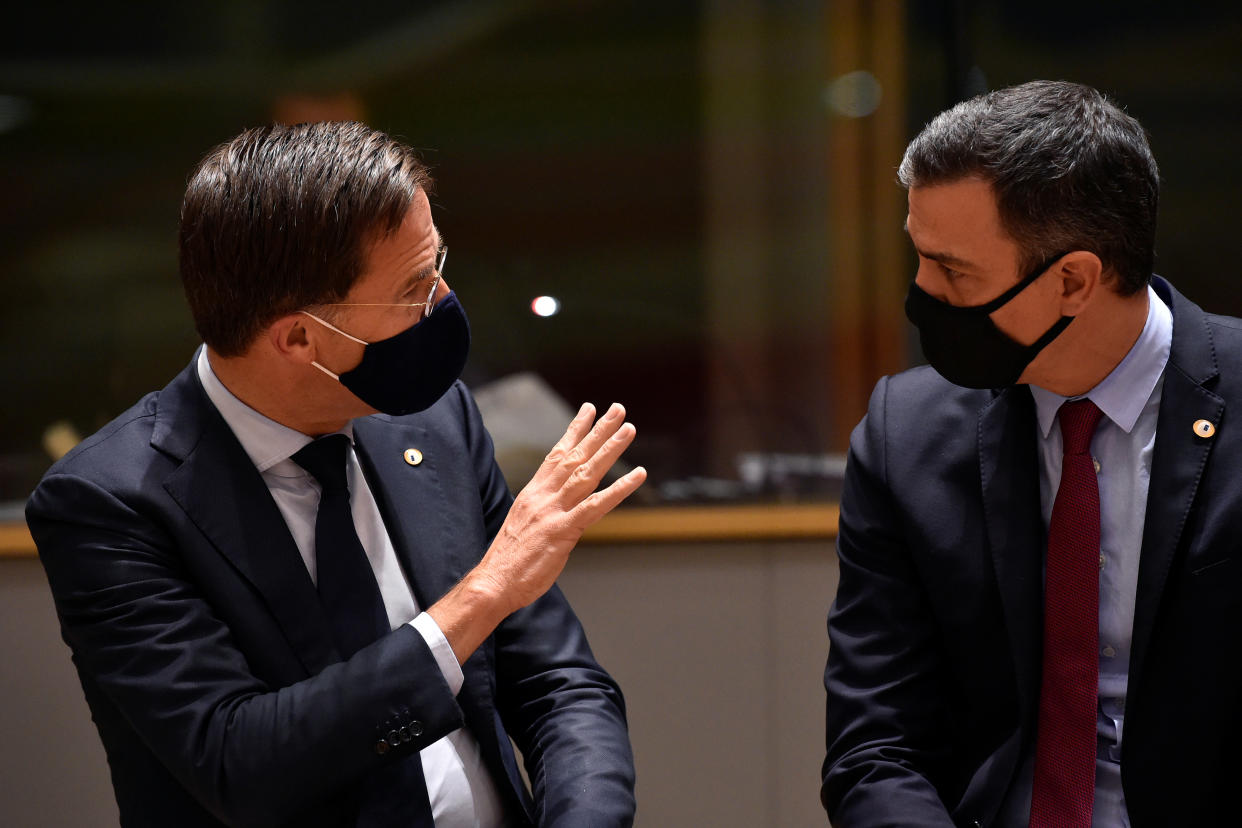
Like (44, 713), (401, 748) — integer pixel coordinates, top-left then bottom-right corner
(1030, 399), (1104, 828)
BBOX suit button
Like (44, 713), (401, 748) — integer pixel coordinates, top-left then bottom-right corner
(398, 726), (412, 743)
(409, 721), (424, 737)
(374, 740), (390, 755)
(387, 729), (401, 745)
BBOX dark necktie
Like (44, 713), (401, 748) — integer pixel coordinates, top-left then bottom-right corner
(1030, 399), (1104, 828)
(292, 435), (435, 828)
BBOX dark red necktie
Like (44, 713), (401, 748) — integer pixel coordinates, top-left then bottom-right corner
(1030, 399), (1104, 828)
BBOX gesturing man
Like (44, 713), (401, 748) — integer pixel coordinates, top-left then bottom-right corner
(823, 81), (1242, 826)
(28, 121), (646, 828)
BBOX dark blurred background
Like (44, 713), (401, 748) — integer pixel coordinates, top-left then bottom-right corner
(2, 0), (1240, 507)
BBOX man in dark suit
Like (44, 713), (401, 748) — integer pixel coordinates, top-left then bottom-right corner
(27, 122), (647, 827)
(822, 81), (1242, 827)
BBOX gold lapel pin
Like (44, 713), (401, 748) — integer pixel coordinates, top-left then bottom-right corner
(1193, 419), (1216, 439)
(403, 448), (424, 466)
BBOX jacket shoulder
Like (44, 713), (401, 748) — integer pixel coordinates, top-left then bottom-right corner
(1205, 311), (1242, 344)
(36, 390), (164, 485)
(862, 365), (997, 443)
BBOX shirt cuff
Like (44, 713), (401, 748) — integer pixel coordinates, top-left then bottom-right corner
(410, 612), (464, 695)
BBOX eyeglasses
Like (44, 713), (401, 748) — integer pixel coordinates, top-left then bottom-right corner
(321, 247), (446, 320)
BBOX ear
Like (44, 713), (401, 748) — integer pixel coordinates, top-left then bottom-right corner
(266, 313), (319, 366)
(1055, 251), (1103, 316)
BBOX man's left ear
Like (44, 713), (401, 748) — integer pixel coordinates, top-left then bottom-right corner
(267, 313), (318, 365)
(1057, 251), (1103, 316)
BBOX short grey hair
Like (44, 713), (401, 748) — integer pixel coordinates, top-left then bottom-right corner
(899, 80), (1159, 294)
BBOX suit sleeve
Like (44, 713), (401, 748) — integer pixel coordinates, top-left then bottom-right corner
(456, 384), (637, 828)
(822, 376), (958, 827)
(27, 469), (465, 828)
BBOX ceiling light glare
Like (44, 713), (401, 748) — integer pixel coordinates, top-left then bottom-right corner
(531, 295), (561, 317)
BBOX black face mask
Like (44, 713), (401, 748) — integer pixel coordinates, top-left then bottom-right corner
(304, 291), (471, 415)
(904, 252), (1073, 389)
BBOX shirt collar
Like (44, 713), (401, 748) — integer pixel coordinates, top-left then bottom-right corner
(196, 346), (352, 473)
(1029, 284), (1172, 438)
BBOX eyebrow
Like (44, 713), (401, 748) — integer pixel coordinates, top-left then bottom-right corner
(399, 232), (446, 294)
(901, 219), (976, 270)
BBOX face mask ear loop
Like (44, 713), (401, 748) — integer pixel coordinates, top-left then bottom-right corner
(974, 251), (1073, 313)
(1023, 314), (1076, 355)
(300, 310), (367, 382)
(310, 361), (341, 381)
(299, 310), (369, 345)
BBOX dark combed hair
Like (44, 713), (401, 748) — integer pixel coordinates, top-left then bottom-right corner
(179, 121), (433, 356)
(898, 80), (1159, 295)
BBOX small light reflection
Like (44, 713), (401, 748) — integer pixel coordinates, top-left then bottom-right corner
(531, 295), (561, 317)
(824, 70), (882, 118)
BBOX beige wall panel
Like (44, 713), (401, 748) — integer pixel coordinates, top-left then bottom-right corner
(560, 541), (839, 828)
(2, 539), (840, 827)
(771, 543), (839, 827)
(0, 558), (118, 827)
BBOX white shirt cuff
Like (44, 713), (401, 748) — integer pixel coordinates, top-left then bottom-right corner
(410, 612), (464, 695)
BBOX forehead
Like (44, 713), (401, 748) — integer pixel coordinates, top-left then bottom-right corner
(905, 177), (1012, 249)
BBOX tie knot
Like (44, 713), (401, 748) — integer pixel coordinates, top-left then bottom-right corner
(292, 434), (352, 493)
(1057, 399), (1104, 456)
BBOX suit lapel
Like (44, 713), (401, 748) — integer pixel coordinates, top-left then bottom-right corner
(978, 385), (1046, 713)
(1130, 278), (1224, 691)
(353, 416), (532, 820)
(154, 361), (340, 677)
(352, 417), (469, 610)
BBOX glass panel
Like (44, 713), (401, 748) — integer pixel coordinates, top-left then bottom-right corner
(3, 1), (1241, 509)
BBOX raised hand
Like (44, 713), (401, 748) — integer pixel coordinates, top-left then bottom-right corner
(429, 403), (646, 662)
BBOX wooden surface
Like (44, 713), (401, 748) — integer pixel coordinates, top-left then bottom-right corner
(579, 503), (838, 544)
(0, 522), (34, 558)
(0, 503), (838, 557)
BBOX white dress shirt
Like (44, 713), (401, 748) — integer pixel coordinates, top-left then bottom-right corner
(196, 347), (506, 828)
(998, 285), (1172, 827)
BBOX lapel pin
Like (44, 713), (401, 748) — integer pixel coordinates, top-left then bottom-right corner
(1193, 419), (1216, 439)
(403, 448), (424, 466)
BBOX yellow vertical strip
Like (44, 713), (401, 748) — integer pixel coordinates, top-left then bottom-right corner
(825, 0), (908, 449)
(869, 0), (910, 383)
(825, 0), (868, 449)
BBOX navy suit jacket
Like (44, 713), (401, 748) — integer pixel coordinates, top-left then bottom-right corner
(27, 362), (635, 828)
(823, 278), (1242, 827)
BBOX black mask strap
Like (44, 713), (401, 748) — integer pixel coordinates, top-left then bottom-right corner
(1023, 314), (1076, 357)
(973, 251), (1072, 314)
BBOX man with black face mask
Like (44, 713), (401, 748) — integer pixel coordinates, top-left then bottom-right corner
(26, 122), (646, 828)
(822, 81), (1242, 827)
